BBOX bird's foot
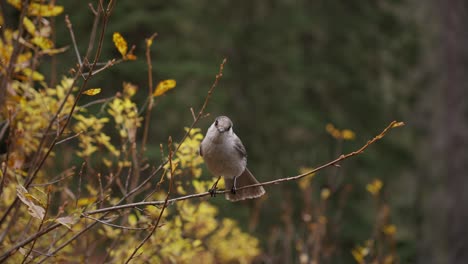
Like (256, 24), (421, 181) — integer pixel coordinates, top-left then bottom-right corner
(230, 186), (237, 195)
(209, 176), (221, 197)
(209, 186), (218, 197)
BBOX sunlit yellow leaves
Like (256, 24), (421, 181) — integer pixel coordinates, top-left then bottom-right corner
(23, 17), (36, 36)
(351, 244), (369, 264)
(179, 202), (218, 238)
(123, 82), (137, 98)
(82, 88), (102, 96)
(7, 78), (76, 160)
(113, 32), (127, 57)
(77, 197), (97, 207)
(207, 218), (261, 263)
(73, 114), (118, 158)
(107, 85), (142, 141)
(167, 127), (204, 178)
(113, 32), (136, 60)
(128, 214), (138, 227)
(153, 79), (176, 97)
(7, 0), (64, 16)
(366, 179), (383, 196)
(21, 68), (44, 81)
(326, 123), (356, 140)
(31, 36), (54, 49)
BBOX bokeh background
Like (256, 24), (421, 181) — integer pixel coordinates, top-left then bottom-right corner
(3, 0), (468, 263)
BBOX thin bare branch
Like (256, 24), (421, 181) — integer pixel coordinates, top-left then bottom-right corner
(125, 136), (175, 263)
(83, 121), (404, 216)
(65, 15), (83, 68)
(82, 215), (148, 230)
(141, 32), (158, 152)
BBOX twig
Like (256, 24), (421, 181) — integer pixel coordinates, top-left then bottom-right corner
(56, 131), (83, 145)
(30, 167), (76, 187)
(125, 136), (175, 263)
(141, 32), (158, 152)
(79, 95), (116, 109)
(83, 121), (404, 216)
(81, 215), (148, 230)
(65, 15), (83, 69)
(21, 188), (51, 263)
(0, 0), (30, 105)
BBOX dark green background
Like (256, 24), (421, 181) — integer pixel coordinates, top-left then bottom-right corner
(26, 0), (468, 263)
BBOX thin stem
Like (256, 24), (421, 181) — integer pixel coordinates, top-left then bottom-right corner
(124, 136), (175, 263)
(83, 121), (404, 216)
(141, 33), (158, 152)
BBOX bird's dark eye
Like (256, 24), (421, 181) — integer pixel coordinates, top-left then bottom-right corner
(214, 120), (218, 126)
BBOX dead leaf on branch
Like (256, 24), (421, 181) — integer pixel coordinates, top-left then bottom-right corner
(17, 185), (45, 220)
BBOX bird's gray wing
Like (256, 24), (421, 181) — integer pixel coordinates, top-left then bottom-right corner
(233, 136), (247, 159)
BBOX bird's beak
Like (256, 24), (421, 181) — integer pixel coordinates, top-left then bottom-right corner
(217, 127), (226, 133)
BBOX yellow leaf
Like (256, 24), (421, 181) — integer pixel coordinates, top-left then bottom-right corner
(28, 3), (64, 17)
(77, 197), (97, 207)
(23, 17), (36, 36)
(320, 188), (331, 200)
(366, 179), (383, 196)
(128, 214), (138, 227)
(123, 82), (138, 97)
(113, 32), (127, 57)
(22, 68), (44, 81)
(153, 79), (176, 97)
(31, 36), (53, 49)
(8, 1), (64, 17)
(342, 129), (356, 140)
(382, 224), (397, 236)
(82, 88), (102, 96)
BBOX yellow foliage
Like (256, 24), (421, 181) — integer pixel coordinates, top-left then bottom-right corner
(0, 7), (262, 262)
(7, 0), (64, 16)
(82, 88), (102, 96)
(113, 32), (128, 58)
(153, 79), (176, 97)
(326, 123), (356, 140)
(107, 83), (142, 142)
(351, 244), (369, 264)
(366, 178), (383, 196)
(383, 224), (397, 236)
(23, 17), (36, 35)
(5, 77), (76, 171)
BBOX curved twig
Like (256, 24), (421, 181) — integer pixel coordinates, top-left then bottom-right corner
(83, 121), (404, 216)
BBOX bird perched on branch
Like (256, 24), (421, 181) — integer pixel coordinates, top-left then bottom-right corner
(200, 116), (265, 201)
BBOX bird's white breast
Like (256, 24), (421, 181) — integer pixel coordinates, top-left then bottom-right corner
(201, 132), (246, 179)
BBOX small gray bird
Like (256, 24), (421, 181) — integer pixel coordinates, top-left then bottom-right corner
(200, 116), (266, 201)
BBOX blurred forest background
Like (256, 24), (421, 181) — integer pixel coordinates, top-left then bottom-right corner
(1, 0), (468, 263)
